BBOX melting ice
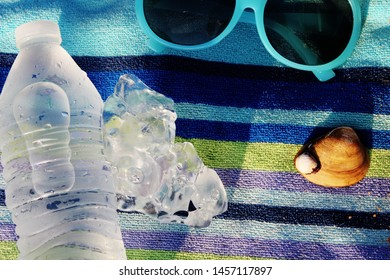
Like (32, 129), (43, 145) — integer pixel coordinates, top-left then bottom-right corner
(103, 74), (227, 227)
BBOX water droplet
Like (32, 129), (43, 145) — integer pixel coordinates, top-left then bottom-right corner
(32, 140), (43, 147)
(47, 75), (67, 86)
(211, 189), (220, 200)
(128, 168), (144, 184)
(109, 128), (119, 136)
(62, 111), (69, 117)
(176, 176), (187, 188)
(141, 125), (150, 134)
(20, 171), (27, 181)
(44, 123), (52, 129)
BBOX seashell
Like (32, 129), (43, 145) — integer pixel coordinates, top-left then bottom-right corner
(294, 127), (370, 187)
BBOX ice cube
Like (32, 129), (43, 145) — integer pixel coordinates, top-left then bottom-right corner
(103, 74), (227, 227)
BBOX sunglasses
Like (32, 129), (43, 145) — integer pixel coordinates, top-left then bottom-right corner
(135, 0), (362, 81)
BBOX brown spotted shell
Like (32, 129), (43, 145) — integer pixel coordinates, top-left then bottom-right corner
(294, 127), (370, 187)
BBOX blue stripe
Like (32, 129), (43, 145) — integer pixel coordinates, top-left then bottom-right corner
(90, 70), (390, 114)
(89, 71), (390, 115)
(1, 53), (389, 84)
(175, 104), (390, 131)
(219, 203), (390, 230)
(1, 189), (388, 230)
(175, 119), (390, 149)
(1, 208), (389, 248)
(225, 187), (390, 213)
(2, 53), (390, 83)
(1, 55), (389, 115)
(0, 0), (388, 72)
(216, 169), (390, 197)
(0, 191), (4, 207)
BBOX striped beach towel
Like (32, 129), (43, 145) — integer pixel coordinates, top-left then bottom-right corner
(0, 0), (389, 260)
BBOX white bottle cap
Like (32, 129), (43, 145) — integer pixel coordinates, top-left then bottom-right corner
(15, 20), (62, 49)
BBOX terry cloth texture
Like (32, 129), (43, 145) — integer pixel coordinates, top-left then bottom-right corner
(0, 0), (389, 260)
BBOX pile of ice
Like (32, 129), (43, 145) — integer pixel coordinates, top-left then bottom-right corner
(103, 74), (227, 227)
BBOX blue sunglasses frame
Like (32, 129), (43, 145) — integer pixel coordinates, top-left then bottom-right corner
(135, 0), (362, 81)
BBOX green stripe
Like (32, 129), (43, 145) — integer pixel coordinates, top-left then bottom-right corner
(126, 249), (269, 260)
(0, 241), (18, 260)
(0, 242), (268, 260)
(176, 137), (390, 178)
(176, 103), (390, 131)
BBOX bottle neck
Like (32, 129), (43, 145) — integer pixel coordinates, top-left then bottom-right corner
(15, 20), (62, 50)
(18, 36), (62, 50)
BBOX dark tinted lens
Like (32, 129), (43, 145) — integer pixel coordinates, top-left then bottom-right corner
(264, 0), (354, 65)
(143, 0), (236, 45)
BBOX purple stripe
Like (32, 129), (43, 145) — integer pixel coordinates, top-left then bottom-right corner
(121, 230), (390, 260)
(0, 223), (17, 242)
(2, 165), (389, 197)
(215, 169), (390, 197)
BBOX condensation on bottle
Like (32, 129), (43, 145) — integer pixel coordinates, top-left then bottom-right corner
(0, 20), (126, 259)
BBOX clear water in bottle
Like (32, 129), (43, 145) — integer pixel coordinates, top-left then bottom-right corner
(0, 20), (126, 259)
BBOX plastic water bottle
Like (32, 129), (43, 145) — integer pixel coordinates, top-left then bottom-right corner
(0, 20), (126, 259)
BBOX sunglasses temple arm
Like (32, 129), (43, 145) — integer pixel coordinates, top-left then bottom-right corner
(265, 19), (318, 65)
(240, 13), (335, 81)
(265, 19), (335, 81)
(239, 13), (316, 63)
